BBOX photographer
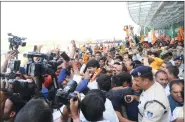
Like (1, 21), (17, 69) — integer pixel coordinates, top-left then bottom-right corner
(61, 90), (113, 122)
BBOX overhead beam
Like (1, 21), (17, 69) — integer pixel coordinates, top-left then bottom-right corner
(148, 2), (165, 27)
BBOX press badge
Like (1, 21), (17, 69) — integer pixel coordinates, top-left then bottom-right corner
(145, 111), (153, 118)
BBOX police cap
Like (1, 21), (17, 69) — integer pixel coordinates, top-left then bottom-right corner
(131, 66), (152, 77)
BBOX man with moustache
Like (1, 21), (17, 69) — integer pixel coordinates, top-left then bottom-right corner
(131, 66), (170, 122)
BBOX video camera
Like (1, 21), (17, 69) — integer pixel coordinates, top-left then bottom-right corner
(0, 72), (20, 81)
(55, 80), (78, 105)
(10, 79), (36, 101)
(23, 52), (58, 76)
(8, 33), (26, 50)
(1, 33), (27, 80)
(23, 51), (70, 77)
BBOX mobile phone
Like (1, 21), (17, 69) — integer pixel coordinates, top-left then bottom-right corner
(60, 51), (70, 62)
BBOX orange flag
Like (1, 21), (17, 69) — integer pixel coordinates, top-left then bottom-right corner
(124, 26), (129, 37)
(152, 29), (157, 45)
(177, 32), (181, 41)
(141, 35), (144, 42)
(83, 53), (89, 64)
(179, 26), (184, 41)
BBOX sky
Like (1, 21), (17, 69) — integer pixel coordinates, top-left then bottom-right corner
(1, 2), (139, 51)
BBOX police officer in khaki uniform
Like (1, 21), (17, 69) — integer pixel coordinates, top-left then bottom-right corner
(131, 66), (170, 122)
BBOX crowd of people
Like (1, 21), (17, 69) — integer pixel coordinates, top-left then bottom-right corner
(0, 38), (184, 122)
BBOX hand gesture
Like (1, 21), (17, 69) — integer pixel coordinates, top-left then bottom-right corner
(58, 61), (69, 69)
(6, 51), (17, 60)
(83, 71), (91, 79)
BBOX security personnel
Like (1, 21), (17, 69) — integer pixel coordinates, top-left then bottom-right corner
(174, 56), (184, 79)
(131, 66), (170, 122)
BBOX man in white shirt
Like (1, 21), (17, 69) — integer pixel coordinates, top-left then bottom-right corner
(155, 70), (168, 88)
(164, 65), (179, 96)
(56, 90), (118, 122)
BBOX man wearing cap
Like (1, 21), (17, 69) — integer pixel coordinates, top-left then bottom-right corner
(174, 56), (184, 79)
(131, 66), (170, 122)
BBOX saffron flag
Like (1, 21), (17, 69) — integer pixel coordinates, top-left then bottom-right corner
(152, 29), (157, 45)
(141, 35), (144, 42)
(179, 26), (184, 41)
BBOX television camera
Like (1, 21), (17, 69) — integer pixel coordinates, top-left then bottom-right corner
(55, 80), (78, 106)
(1, 33), (27, 80)
(8, 33), (26, 51)
(23, 52), (59, 77)
(23, 51), (70, 77)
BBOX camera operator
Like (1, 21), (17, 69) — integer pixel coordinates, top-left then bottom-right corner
(1, 51), (17, 73)
(14, 91), (108, 122)
(60, 91), (113, 122)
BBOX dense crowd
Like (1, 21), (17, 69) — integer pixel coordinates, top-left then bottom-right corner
(0, 38), (184, 122)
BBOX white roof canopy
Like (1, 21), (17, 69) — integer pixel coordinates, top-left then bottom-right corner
(127, 2), (184, 29)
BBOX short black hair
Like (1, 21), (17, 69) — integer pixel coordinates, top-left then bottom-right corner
(122, 63), (128, 72)
(81, 92), (105, 121)
(147, 51), (153, 56)
(86, 60), (100, 68)
(115, 55), (123, 61)
(169, 79), (184, 92)
(167, 52), (173, 56)
(155, 70), (167, 77)
(8, 94), (25, 114)
(141, 72), (154, 81)
(84, 59), (100, 73)
(124, 52), (129, 55)
(128, 55), (133, 60)
(95, 51), (101, 56)
(133, 60), (142, 68)
(161, 53), (169, 59)
(109, 47), (116, 52)
(111, 76), (122, 87)
(114, 62), (121, 65)
(97, 74), (111, 91)
(129, 60), (135, 68)
(99, 56), (107, 62)
(14, 99), (53, 122)
(86, 89), (106, 103)
(166, 65), (179, 78)
(117, 72), (132, 86)
(114, 62), (127, 72)
(152, 52), (159, 57)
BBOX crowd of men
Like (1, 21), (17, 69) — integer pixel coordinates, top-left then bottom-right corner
(0, 39), (184, 122)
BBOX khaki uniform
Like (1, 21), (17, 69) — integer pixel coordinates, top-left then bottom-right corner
(138, 82), (171, 122)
